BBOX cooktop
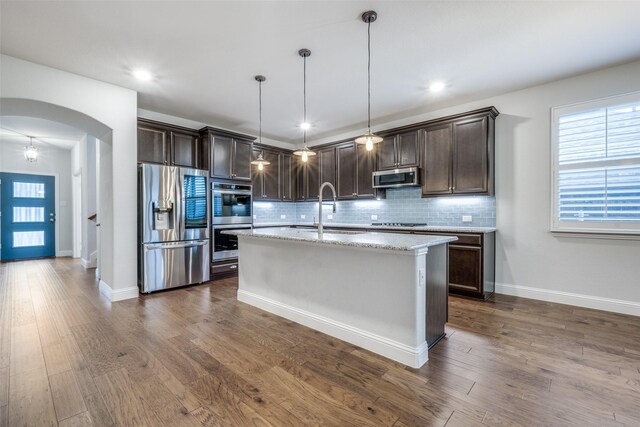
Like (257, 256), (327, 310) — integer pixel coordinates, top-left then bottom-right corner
(371, 222), (428, 227)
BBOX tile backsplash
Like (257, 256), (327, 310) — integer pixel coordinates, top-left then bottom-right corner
(253, 187), (496, 227)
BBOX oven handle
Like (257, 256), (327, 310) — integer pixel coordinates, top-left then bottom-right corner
(213, 224), (253, 230)
(213, 189), (253, 195)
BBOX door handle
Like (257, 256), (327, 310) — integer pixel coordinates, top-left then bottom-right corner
(144, 240), (208, 250)
(49, 213), (56, 222)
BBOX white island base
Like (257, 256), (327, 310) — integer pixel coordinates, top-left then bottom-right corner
(233, 229), (453, 368)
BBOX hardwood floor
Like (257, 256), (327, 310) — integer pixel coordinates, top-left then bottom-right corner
(1, 258), (640, 426)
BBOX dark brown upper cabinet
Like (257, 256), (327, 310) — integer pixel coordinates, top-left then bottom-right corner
(452, 117), (490, 194)
(200, 126), (255, 181)
(337, 143), (357, 199)
(294, 153), (320, 201)
(377, 136), (397, 170)
(280, 153), (295, 202)
(356, 143), (377, 198)
(262, 149), (280, 200)
(211, 136), (233, 178)
(170, 131), (198, 167)
(138, 124), (167, 165)
(251, 148), (280, 201)
(421, 109), (496, 197)
(376, 130), (420, 170)
(306, 153), (320, 200)
(422, 124), (453, 195)
(137, 119), (202, 169)
(318, 146), (337, 199)
(336, 142), (376, 200)
(295, 160), (308, 201)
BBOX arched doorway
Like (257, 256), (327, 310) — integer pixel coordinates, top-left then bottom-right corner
(1, 98), (114, 290)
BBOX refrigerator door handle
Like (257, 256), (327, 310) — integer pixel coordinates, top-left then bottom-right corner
(144, 240), (208, 251)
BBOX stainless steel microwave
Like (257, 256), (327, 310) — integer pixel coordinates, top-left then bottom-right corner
(372, 167), (420, 189)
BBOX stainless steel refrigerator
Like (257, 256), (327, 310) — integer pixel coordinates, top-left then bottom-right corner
(138, 164), (210, 293)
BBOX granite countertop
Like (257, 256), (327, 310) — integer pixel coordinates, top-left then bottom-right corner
(223, 227), (457, 253)
(252, 222), (496, 234)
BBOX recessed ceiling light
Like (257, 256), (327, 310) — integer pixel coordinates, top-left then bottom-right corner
(429, 81), (446, 92)
(299, 122), (311, 130)
(133, 69), (153, 81)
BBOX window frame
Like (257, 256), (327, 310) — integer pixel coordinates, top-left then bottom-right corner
(550, 90), (640, 236)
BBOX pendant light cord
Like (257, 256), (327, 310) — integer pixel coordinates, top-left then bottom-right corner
(367, 19), (372, 133)
(259, 79), (262, 144)
(303, 54), (307, 147)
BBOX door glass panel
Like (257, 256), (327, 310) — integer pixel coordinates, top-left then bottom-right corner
(184, 175), (207, 229)
(13, 207), (45, 222)
(13, 182), (45, 198)
(13, 231), (45, 247)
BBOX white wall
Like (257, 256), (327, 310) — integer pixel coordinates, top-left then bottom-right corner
(0, 141), (73, 257)
(81, 135), (98, 267)
(71, 134), (98, 267)
(1, 54), (138, 300)
(309, 60), (640, 313)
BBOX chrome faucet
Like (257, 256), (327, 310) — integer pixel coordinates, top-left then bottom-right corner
(318, 182), (337, 239)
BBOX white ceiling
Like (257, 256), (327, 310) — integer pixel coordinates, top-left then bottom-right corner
(2, 1), (640, 146)
(0, 116), (86, 150)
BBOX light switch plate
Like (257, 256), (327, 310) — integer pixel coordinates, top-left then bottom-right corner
(371, 214), (378, 221)
(253, 214), (257, 220)
(327, 214), (333, 220)
(280, 214), (286, 219)
(462, 215), (472, 222)
(300, 214), (306, 219)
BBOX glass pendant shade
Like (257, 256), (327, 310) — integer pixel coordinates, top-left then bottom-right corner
(293, 147), (316, 162)
(24, 138), (38, 162)
(355, 131), (383, 151)
(251, 152), (271, 171)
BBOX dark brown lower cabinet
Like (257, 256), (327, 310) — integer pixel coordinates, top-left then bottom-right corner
(449, 245), (482, 293)
(211, 259), (238, 280)
(417, 231), (495, 300)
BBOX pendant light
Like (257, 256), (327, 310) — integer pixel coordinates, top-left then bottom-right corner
(354, 10), (383, 151)
(250, 75), (271, 172)
(24, 137), (39, 162)
(293, 48), (316, 162)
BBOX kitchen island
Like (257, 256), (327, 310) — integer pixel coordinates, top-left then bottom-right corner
(224, 227), (457, 368)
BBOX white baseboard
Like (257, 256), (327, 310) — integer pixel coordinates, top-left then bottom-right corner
(99, 280), (139, 302)
(238, 289), (429, 368)
(496, 283), (640, 317)
(57, 250), (73, 257)
(81, 257), (97, 269)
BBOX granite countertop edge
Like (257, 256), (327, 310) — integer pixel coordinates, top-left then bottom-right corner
(251, 222), (496, 234)
(224, 228), (458, 252)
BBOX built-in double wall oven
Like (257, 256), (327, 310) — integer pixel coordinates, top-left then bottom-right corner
(211, 182), (252, 261)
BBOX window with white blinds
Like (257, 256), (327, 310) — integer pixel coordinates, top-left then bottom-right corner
(551, 91), (640, 235)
